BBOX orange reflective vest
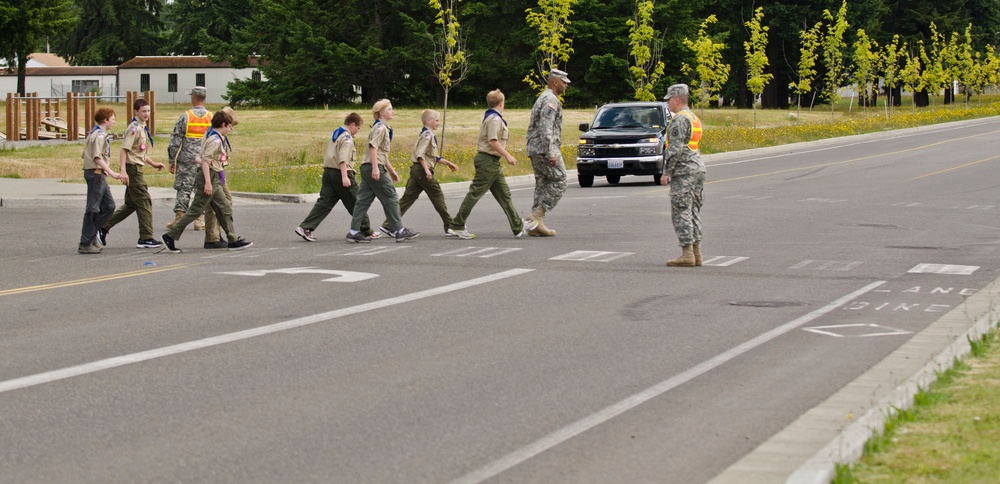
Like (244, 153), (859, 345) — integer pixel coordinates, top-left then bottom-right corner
(671, 110), (702, 151)
(184, 109), (212, 138)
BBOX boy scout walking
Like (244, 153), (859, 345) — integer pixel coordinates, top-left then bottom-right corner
(524, 69), (570, 236)
(166, 86), (211, 231)
(448, 89), (537, 239)
(660, 84), (705, 267)
(379, 109), (459, 236)
(79, 107), (124, 254)
(99, 98), (164, 249)
(295, 112), (379, 242)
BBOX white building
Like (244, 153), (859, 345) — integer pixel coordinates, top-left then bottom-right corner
(0, 66), (118, 99)
(117, 56), (263, 104)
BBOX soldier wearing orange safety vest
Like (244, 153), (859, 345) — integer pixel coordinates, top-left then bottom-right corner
(660, 83), (706, 267)
(166, 86), (213, 238)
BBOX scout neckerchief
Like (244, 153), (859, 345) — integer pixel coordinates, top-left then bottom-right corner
(204, 127), (233, 152)
(331, 126), (347, 141)
(483, 108), (507, 126)
(373, 119), (393, 141)
(89, 125), (111, 159)
(131, 117), (153, 147)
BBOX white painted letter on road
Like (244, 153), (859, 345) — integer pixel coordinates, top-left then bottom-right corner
(217, 267), (378, 283)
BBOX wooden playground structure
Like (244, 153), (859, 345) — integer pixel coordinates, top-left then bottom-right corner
(3, 91), (157, 141)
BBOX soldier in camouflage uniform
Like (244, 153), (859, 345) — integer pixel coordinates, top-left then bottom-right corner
(661, 84), (705, 267)
(524, 69), (570, 236)
(166, 86), (211, 233)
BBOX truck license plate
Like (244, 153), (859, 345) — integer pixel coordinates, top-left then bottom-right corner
(607, 160), (624, 169)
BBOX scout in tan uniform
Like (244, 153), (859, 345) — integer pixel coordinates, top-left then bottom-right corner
(161, 109), (252, 253)
(99, 98), (165, 249)
(79, 107), (124, 254)
(294, 113), (379, 241)
(379, 109), (459, 236)
(447, 89), (537, 239)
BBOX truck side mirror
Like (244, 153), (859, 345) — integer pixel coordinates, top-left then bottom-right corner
(579, 123), (589, 131)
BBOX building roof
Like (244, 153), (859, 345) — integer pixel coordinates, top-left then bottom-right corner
(27, 53), (70, 67)
(119, 56), (260, 69)
(0, 66), (117, 77)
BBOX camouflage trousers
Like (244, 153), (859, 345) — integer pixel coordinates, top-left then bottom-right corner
(172, 161), (199, 212)
(529, 153), (567, 212)
(670, 171), (705, 247)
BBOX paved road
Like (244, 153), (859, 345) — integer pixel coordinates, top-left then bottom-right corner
(2, 118), (1000, 483)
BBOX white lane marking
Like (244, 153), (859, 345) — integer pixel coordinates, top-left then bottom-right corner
(450, 280), (886, 484)
(803, 323), (912, 338)
(908, 263), (979, 275)
(217, 267), (379, 283)
(432, 247), (523, 258)
(549, 251), (634, 262)
(0, 269), (535, 394)
(702, 256), (749, 267)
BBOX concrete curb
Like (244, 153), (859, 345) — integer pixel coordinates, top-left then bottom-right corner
(708, 275), (1000, 484)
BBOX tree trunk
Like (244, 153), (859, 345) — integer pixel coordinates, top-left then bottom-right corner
(913, 90), (929, 107)
(441, 89), (449, 156)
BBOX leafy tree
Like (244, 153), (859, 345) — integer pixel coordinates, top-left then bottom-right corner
(919, 23), (947, 107)
(62, 0), (164, 65)
(949, 25), (975, 103)
(626, 0), (664, 101)
(163, 0), (251, 55)
(523, 0), (577, 93)
(881, 35), (906, 113)
(852, 29), (880, 111)
(682, 14), (729, 116)
(822, 0), (849, 118)
(791, 20), (823, 117)
(0, 0), (75, 94)
(743, 6), (771, 128)
(900, 42), (924, 111)
(429, 0), (469, 153)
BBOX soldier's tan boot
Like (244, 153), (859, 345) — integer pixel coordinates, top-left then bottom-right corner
(667, 245), (696, 267)
(193, 214), (206, 231)
(166, 210), (184, 229)
(693, 243), (702, 266)
(528, 207), (557, 236)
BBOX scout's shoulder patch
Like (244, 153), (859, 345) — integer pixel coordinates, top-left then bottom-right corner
(343, 134), (353, 144)
(546, 102), (557, 110)
(128, 124), (138, 134)
(421, 130), (433, 138)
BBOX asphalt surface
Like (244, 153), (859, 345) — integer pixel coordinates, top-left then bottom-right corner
(2, 117), (999, 483)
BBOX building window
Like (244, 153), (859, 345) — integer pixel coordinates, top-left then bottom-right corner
(252, 70), (261, 82)
(196, 73), (205, 86)
(168, 74), (177, 93)
(140, 74), (150, 92)
(71, 80), (100, 94)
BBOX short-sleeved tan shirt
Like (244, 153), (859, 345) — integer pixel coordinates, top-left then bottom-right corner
(361, 121), (391, 166)
(477, 113), (508, 156)
(411, 128), (439, 169)
(198, 134), (228, 173)
(82, 126), (110, 170)
(121, 119), (150, 166)
(323, 127), (356, 172)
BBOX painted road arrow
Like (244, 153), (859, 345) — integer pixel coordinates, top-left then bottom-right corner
(216, 267), (378, 283)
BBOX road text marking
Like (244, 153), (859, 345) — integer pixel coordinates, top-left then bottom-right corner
(908, 263), (979, 275)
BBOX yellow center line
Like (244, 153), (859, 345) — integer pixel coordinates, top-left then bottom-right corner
(908, 154), (1000, 181)
(0, 264), (190, 297)
(639, 129), (1000, 193)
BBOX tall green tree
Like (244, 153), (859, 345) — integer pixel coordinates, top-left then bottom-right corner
(900, 43), (924, 112)
(62, 0), (164, 65)
(852, 28), (880, 111)
(881, 35), (905, 113)
(626, 0), (664, 101)
(792, 20), (823, 117)
(163, 0), (251, 56)
(683, 14), (730, 116)
(919, 22), (947, 107)
(523, 0), (577, 93)
(743, 6), (772, 128)
(822, 0), (849, 117)
(429, 0), (469, 153)
(0, 0), (75, 94)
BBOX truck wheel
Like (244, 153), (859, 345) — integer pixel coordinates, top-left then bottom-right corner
(653, 174), (663, 186)
(578, 174), (594, 187)
(606, 175), (621, 184)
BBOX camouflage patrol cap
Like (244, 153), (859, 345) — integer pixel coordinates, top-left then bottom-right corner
(548, 69), (571, 83)
(186, 86), (207, 98)
(664, 84), (689, 100)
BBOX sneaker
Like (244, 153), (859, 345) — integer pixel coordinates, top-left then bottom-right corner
(78, 243), (101, 254)
(137, 238), (163, 249)
(395, 228), (420, 242)
(368, 230), (383, 240)
(295, 226), (317, 242)
(522, 217), (539, 232)
(204, 240), (228, 249)
(447, 228), (475, 240)
(379, 225), (394, 238)
(228, 237), (253, 251)
(160, 233), (181, 253)
(345, 232), (371, 243)
(516, 228), (527, 238)
(97, 228), (108, 246)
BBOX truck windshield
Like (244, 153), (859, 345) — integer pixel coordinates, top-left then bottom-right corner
(592, 107), (663, 129)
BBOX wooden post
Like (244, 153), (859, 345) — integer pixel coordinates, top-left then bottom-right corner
(4, 93), (12, 140)
(84, 93), (96, 132)
(25, 93), (36, 141)
(33, 95), (42, 140)
(66, 92), (77, 141)
(13, 94), (22, 140)
(145, 90), (155, 134)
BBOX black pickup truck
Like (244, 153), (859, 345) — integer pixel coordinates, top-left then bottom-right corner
(575, 101), (671, 187)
